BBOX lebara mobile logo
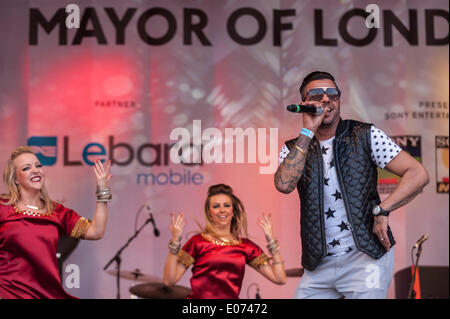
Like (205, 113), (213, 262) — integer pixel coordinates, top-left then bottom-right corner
(27, 136), (57, 166)
(377, 136), (422, 194)
(436, 136), (449, 193)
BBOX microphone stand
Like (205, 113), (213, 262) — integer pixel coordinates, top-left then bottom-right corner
(408, 244), (424, 299)
(246, 283), (261, 299)
(103, 209), (156, 299)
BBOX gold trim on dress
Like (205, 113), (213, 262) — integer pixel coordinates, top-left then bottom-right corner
(70, 217), (92, 239)
(249, 253), (270, 269)
(178, 249), (195, 268)
(200, 232), (242, 246)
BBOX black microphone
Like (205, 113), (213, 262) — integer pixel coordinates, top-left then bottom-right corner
(287, 104), (324, 115)
(255, 288), (261, 299)
(146, 205), (160, 237)
(413, 234), (428, 249)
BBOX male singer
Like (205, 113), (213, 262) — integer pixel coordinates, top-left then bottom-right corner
(274, 71), (429, 298)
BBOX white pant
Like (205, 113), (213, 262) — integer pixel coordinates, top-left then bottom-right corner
(294, 247), (394, 299)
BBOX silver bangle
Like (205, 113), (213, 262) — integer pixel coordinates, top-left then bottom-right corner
(168, 240), (181, 255)
(96, 187), (112, 202)
(96, 187), (111, 194)
(267, 239), (280, 254)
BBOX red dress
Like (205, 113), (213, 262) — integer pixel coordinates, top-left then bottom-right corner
(0, 201), (91, 299)
(178, 233), (269, 299)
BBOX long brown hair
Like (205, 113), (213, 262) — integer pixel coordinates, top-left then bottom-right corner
(203, 184), (248, 238)
(0, 146), (55, 214)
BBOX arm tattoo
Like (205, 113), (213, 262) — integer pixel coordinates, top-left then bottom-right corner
(274, 135), (312, 193)
(385, 188), (423, 212)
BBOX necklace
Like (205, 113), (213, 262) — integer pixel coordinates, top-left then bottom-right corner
(219, 236), (231, 243)
(201, 233), (241, 246)
(13, 204), (49, 217)
(324, 159), (333, 178)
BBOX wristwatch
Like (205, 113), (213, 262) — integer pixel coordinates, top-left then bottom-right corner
(372, 205), (390, 217)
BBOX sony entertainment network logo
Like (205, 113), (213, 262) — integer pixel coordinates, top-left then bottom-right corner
(27, 136), (58, 166)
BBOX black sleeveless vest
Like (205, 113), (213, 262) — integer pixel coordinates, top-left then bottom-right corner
(285, 119), (395, 271)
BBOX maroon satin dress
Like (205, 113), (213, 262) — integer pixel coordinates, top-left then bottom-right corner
(0, 201), (90, 299)
(178, 233), (269, 299)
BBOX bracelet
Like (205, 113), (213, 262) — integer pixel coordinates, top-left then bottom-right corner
(267, 239), (278, 247)
(168, 240), (181, 255)
(96, 187), (111, 194)
(168, 246), (180, 255)
(300, 127), (314, 139)
(267, 239), (280, 255)
(97, 198), (112, 203)
(272, 260), (284, 265)
(268, 246), (280, 255)
(96, 187), (112, 202)
(294, 145), (307, 158)
(96, 195), (112, 199)
(96, 195), (112, 202)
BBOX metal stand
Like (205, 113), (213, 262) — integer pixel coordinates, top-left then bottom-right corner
(408, 244), (424, 299)
(103, 210), (156, 299)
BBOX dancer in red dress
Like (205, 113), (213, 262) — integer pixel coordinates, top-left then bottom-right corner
(163, 184), (286, 299)
(0, 146), (112, 299)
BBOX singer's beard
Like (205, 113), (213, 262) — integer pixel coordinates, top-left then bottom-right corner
(320, 104), (340, 128)
(321, 117), (337, 127)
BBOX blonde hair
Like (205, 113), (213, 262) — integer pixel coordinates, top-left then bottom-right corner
(0, 146), (55, 214)
(203, 184), (248, 238)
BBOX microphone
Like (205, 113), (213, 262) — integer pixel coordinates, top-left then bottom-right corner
(413, 234), (428, 249)
(146, 205), (160, 237)
(287, 104), (324, 115)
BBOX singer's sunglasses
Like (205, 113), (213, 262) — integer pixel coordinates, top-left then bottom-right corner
(304, 87), (341, 102)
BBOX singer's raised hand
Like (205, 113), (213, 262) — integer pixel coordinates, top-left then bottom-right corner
(170, 212), (186, 242)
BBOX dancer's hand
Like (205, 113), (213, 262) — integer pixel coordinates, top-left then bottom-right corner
(94, 160), (112, 189)
(170, 212), (186, 242)
(258, 213), (274, 241)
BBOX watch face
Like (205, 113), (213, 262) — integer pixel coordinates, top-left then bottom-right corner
(373, 205), (380, 215)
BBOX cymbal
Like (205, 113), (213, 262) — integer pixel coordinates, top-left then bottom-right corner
(285, 268), (304, 277)
(130, 282), (191, 299)
(106, 268), (161, 282)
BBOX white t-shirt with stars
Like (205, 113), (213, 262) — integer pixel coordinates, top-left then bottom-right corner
(278, 126), (402, 256)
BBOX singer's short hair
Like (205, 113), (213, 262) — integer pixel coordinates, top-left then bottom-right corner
(300, 71), (339, 101)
